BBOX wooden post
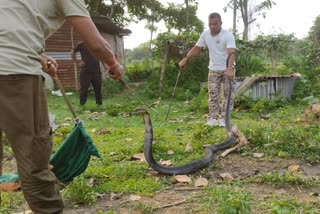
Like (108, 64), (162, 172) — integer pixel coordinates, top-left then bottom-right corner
(71, 26), (79, 91)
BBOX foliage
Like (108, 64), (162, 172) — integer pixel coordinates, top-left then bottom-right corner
(85, 0), (203, 42)
(133, 202), (156, 214)
(0, 192), (25, 213)
(124, 57), (155, 82)
(307, 15), (320, 65)
(205, 185), (252, 214)
(254, 34), (294, 74)
(235, 54), (270, 76)
(125, 44), (152, 63)
(189, 86), (208, 112)
(101, 78), (124, 98)
(235, 35), (296, 76)
(253, 170), (320, 187)
(137, 54), (208, 100)
(63, 176), (97, 206)
(258, 195), (320, 214)
(234, 95), (288, 114)
(152, 32), (201, 60)
(84, 0), (164, 26)
(162, 2), (203, 33)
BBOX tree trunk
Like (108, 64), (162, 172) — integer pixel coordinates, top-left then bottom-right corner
(159, 42), (170, 95)
(233, 0), (237, 35)
(271, 49), (276, 75)
(108, 0), (115, 19)
(185, 0), (189, 31)
(243, 23), (248, 41)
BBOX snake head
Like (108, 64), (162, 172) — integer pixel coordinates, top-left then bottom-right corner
(132, 106), (148, 116)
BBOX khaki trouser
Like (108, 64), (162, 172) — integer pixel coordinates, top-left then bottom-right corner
(207, 70), (236, 119)
(0, 74), (64, 213)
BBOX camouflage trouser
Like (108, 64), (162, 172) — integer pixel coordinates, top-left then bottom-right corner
(0, 75), (64, 213)
(207, 70), (236, 119)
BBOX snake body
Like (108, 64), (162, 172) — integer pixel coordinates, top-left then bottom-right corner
(135, 81), (237, 175)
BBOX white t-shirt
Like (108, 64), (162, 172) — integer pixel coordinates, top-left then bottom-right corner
(196, 29), (236, 71)
(0, 0), (89, 75)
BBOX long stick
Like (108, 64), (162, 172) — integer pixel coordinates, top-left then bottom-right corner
(54, 77), (78, 122)
(164, 69), (181, 123)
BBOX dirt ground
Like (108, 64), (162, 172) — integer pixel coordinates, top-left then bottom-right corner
(62, 154), (320, 214)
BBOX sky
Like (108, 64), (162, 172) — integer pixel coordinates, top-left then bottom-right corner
(123, 0), (320, 50)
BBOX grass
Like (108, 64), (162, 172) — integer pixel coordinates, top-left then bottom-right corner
(2, 87), (320, 213)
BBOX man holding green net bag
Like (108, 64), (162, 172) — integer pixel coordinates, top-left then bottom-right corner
(0, 0), (124, 213)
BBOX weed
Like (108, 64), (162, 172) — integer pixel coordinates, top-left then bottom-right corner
(0, 191), (26, 213)
(257, 195), (320, 214)
(252, 170), (320, 187)
(134, 202), (157, 214)
(63, 176), (97, 206)
(203, 185), (253, 214)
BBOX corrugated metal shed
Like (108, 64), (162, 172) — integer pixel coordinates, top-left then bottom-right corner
(235, 73), (301, 99)
(45, 12), (131, 90)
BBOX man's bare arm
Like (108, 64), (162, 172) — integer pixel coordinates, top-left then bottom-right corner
(179, 46), (202, 69)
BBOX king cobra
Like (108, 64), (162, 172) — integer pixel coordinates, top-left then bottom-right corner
(134, 80), (237, 175)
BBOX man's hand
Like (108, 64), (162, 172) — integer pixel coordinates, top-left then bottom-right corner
(178, 58), (188, 70)
(226, 68), (234, 80)
(105, 63), (124, 81)
(41, 54), (58, 80)
(77, 60), (84, 67)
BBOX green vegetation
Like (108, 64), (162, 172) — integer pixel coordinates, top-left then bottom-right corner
(2, 84), (320, 212)
(2, 10), (320, 214)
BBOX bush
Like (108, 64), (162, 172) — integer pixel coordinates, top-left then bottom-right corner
(137, 54), (208, 100)
(101, 78), (124, 98)
(234, 95), (287, 114)
(235, 54), (271, 77)
(125, 58), (155, 82)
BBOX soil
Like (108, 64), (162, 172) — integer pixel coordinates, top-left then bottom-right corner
(62, 154), (320, 214)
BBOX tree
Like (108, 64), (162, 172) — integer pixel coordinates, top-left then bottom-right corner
(308, 15), (320, 65)
(84, 0), (164, 27)
(224, 0), (276, 41)
(162, 2), (203, 34)
(254, 34), (294, 74)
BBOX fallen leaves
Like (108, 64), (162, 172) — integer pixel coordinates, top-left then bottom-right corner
(194, 177), (208, 187)
(253, 153), (264, 158)
(173, 175), (192, 183)
(160, 160), (172, 166)
(185, 143), (193, 152)
(288, 164), (300, 172)
(129, 195), (141, 201)
(131, 153), (145, 162)
(167, 150), (174, 155)
(219, 172), (234, 182)
(171, 175), (209, 187)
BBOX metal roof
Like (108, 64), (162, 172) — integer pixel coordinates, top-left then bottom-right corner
(90, 11), (131, 36)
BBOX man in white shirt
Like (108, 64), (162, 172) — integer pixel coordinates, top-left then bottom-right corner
(179, 12), (236, 126)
